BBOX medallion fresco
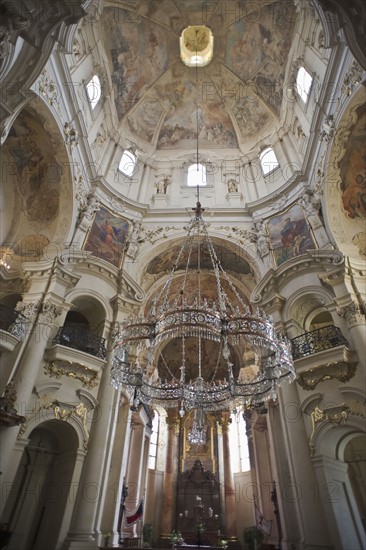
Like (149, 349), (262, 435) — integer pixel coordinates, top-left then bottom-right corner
(267, 204), (316, 267)
(339, 103), (366, 219)
(84, 207), (129, 268)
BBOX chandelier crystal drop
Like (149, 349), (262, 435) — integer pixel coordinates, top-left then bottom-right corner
(110, 202), (296, 414)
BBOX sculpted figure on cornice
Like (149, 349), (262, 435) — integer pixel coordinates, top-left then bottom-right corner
(253, 221), (270, 259)
(299, 189), (323, 230)
(127, 220), (143, 258)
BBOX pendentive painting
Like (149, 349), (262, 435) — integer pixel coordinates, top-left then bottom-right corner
(84, 207), (129, 268)
(339, 102), (366, 219)
(267, 204), (316, 267)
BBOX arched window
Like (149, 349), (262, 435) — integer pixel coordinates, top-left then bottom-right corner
(259, 147), (279, 176)
(229, 408), (250, 473)
(118, 150), (137, 178)
(296, 66), (313, 103)
(187, 163), (207, 187)
(148, 411), (159, 469)
(86, 74), (101, 109)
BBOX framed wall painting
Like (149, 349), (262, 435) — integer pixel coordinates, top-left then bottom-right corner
(83, 206), (129, 268)
(267, 203), (317, 267)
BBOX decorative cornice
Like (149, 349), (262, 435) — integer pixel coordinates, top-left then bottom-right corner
(18, 395), (90, 450)
(44, 360), (100, 389)
(251, 250), (344, 304)
(308, 403), (349, 456)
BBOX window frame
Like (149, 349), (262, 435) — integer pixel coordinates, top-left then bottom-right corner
(118, 149), (137, 179)
(86, 74), (102, 110)
(186, 162), (207, 187)
(259, 147), (280, 177)
(295, 66), (313, 104)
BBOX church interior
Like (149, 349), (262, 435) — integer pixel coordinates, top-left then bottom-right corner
(0, 1), (365, 549)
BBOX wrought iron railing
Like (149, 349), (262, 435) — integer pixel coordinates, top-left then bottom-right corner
(291, 325), (349, 359)
(0, 304), (26, 337)
(52, 325), (107, 359)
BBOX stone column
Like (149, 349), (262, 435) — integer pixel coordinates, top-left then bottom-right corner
(0, 297), (63, 509)
(63, 348), (120, 549)
(160, 412), (180, 540)
(100, 394), (132, 547)
(336, 303), (366, 372)
(219, 413), (237, 539)
(121, 410), (147, 539)
(277, 381), (333, 548)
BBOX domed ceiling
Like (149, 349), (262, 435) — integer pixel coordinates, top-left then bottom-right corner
(101, 0), (296, 152)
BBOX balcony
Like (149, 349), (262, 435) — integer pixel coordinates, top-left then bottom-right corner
(52, 325), (107, 359)
(45, 325), (107, 389)
(0, 304), (26, 352)
(291, 325), (358, 390)
(291, 325), (349, 359)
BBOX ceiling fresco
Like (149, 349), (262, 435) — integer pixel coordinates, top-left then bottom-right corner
(101, 0), (296, 151)
(145, 239), (252, 275)
(5, 109), (61, 225)
(339, 103), (366, 220)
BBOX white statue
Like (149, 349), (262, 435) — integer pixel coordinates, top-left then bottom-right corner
(254, 221), (270, 258)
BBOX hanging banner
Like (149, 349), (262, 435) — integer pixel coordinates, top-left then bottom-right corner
(124, 499), (144, 526)
(255, 503), (272, 536)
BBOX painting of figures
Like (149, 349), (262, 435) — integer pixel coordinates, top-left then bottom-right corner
(339, 103), (366, 219)
(267, 204), (316, 267)
(84, 207), (129, 268)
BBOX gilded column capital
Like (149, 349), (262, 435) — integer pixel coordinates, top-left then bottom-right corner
(166, 413), (180, 434)
(218, 412), (232, 433)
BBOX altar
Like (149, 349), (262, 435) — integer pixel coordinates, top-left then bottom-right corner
(176, 460), (222, 546)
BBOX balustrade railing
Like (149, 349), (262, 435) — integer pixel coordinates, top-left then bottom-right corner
(52, 324), (107, 359)
(0, 304), (26, 337)
(291, 325), (349, 359)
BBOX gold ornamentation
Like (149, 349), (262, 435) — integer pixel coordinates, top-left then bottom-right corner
(297, 361), (357, 390)
(18, 396), (90, 449)
(44, 360), (99, 389)
(309, 404), (349, 456)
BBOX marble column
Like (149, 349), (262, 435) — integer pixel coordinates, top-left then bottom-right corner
(63, 348), (119, 549)
(336, 302), (366, 372)
(219, 413), (237, 540)
(277, 381), (333, 548)
(160, 412), (180, 539)
(0, 297), (64, 512)
(122, 411), (147, 539)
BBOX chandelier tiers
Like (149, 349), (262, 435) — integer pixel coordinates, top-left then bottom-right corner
(111, 202), (295, 415)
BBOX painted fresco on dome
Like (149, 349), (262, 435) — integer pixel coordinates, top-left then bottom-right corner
(84, 207), (129, 268)
(267, 204), (316, 267)
(231, 95), (271, 139)
(5, 111), (61, 225)
(157, 75), (237, 148)
(102, 7), (169, 120)
(339, 103), (366, 219)
(127, 98), (164, 143)
(225, 2), (295, 114)
(146, 241), (251, 275)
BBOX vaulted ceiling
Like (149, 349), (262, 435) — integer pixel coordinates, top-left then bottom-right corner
(101, 0), (296, 154)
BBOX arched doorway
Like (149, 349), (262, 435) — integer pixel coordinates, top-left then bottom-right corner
(5, 420), (78, 550)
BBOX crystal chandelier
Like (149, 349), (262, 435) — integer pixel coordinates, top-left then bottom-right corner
(110, 28), (295, 415)
(111, 201), (295, 414)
